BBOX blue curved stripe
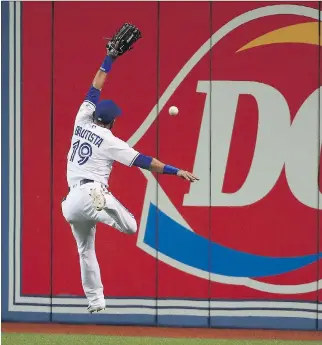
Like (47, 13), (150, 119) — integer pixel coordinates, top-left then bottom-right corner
(144, 203), (321, 278)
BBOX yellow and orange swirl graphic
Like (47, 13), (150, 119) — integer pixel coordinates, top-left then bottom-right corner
(238, 22), (322, 52)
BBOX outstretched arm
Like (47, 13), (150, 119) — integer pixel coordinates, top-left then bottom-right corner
(85, 54), (114, 106)
(75, 23), (141, 125)
(86, 22), (141, 105)
(133, 154), (199, 183)
(74, 54), (114, 125)
(105, 137), (198, 182)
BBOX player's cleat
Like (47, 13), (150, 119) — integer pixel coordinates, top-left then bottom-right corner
(89, 188), (106, 211)
(87, 305), (106, 314)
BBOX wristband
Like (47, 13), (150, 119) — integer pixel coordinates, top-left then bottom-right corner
(163, 165), (179, 175)
(99, 55), (113, 73)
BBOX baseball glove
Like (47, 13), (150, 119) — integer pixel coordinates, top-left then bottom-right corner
(106, 23), (142, 59)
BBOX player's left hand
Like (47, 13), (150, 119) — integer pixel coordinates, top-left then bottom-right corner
(106, 23), (142, 60)
(177, 170), (199, 182)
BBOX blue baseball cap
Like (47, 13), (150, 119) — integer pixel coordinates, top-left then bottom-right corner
(94, 100), (122, 124)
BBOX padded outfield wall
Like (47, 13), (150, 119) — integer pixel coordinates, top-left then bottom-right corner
(2, 1), (322, 330)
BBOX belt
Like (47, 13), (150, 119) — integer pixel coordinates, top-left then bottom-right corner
(68, 179), (94, 191)
(79, 178), (94, 186)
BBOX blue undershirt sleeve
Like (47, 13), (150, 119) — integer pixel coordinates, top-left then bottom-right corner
(85, 86), (100, 106)
(132, 154), (153, 170)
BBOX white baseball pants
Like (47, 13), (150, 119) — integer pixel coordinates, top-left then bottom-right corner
(61, 181), (137, 308)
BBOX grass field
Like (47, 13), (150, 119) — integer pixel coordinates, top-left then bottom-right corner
(2, 334), (322, 345)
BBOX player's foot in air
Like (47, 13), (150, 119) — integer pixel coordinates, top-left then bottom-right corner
(89, 188), (106, 211)
(87, 304), (106, 314)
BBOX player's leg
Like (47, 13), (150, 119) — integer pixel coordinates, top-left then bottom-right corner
(70, 220), (106, 312)
(90, 187), (137, 234)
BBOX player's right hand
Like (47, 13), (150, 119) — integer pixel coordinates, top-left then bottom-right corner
(177, 170), (199, 182)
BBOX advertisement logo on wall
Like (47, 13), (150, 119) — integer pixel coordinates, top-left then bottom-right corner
(132, 4), (322, 295)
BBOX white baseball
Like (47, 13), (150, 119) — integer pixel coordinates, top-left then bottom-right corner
(169, 106), (179, 116)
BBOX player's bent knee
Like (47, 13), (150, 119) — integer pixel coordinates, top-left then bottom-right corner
(124, 217), (137, 234)
(78, 247), (95, 258)
(79, 251), (96, 264)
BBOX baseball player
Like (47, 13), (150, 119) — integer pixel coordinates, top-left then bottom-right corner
(61, 24), (199, 313)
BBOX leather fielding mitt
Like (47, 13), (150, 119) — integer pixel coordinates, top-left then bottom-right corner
(106, 23), (142, 60)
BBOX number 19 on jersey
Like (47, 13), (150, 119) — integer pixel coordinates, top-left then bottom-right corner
(70, 140), (93, 165)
